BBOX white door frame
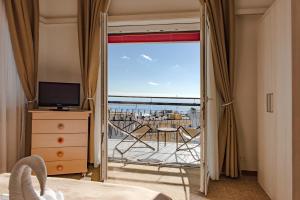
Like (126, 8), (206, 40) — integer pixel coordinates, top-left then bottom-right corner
(199, 1), (209, 195)
(100, 13), (109, 181)
(100, 3), (209, 192)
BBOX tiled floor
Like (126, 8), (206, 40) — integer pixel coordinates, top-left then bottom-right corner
(56, 163), (270, 200)
(106, 163), (270, 200)
(108, 139), (200, 166)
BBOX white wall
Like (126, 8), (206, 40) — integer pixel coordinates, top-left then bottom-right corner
(235, 15), (261, 171)
(38, 23), (81, 84)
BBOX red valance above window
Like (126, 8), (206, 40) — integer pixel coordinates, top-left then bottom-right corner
(108, 32), (200, 43)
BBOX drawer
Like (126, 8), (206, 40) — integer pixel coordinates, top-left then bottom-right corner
(32, 147), (87, 161)
(32, 120), (88, 134)
(32, 112), (90, 120)
(46, 160), (87, 175)
(32, 134), (87, 148)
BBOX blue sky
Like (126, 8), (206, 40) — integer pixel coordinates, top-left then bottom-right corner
(108, 42), (200, 97)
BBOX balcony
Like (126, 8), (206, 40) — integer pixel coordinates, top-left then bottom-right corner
(108, 95), (201, 167)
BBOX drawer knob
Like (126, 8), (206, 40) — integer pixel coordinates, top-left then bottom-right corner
(57, 137), (64, 144)
(57, 151), (64, 157)
(56, 165), (63, 171)
(57, 123), (64, 130)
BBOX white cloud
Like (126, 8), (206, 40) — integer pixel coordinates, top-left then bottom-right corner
(172, 64), (181, 69)
(148, 81), (159, 86)
(120, 55), (130, 60)
(141, 54), (153, 61)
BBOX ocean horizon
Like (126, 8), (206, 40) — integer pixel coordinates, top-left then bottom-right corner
(108, 96), (200, 113)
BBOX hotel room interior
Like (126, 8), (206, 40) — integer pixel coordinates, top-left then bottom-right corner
(0, 0), (299, 199)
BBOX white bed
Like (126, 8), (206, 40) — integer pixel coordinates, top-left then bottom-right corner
(0, 173), (171, 200)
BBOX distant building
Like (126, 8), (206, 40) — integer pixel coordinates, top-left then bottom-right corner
(187, 108), (200, 128)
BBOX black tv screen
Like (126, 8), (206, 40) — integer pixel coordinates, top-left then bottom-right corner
(38, 82), (80, 107)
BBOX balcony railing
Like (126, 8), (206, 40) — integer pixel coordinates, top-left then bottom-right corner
(109, 95), (200, 107)
(108, 95), (201, 139)
(107, 95), (201, 166)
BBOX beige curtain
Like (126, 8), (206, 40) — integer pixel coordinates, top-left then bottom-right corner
(206, 0), (239, 177)
(4, 0), (39, 103)
(0, 0), (26, 172)
(78, 0), (111, 163)
(4, 0), (39, 156)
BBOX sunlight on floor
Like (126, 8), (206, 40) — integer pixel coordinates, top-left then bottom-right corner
(107, 162), (200, 200)
(106, 163), (271, 200)
(54, 163), (270, 200)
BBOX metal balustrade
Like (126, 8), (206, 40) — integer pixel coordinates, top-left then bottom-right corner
(107, 95), (201, 167)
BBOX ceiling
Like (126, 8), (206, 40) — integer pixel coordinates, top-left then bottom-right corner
(109, 0), (200, 16)
(236, 0), (275, 9)
(39, 0), (77, 18)
(40, 0), (275, 18)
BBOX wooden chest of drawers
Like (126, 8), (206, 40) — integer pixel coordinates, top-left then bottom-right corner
(30, 110), (90, 175)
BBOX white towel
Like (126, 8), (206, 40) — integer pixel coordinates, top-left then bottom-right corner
(38, 188), (64, 200)
(8, 155), (64, 200)
(1, 188), (64, 200)
(0, 194), (8, 200)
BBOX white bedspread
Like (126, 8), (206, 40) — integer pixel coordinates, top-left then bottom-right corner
(0, 174), (171, 200)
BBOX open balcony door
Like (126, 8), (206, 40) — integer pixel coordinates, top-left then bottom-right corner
(97, 13), (109, 181)
(99, 3), (209, 190)
(199, 1), (209, 195)
(200, 1), (221, 194)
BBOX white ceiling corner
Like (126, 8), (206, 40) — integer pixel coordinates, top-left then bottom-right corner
(39, 0), (77, 18)
(39, 0), (275, 19)
(236, 0), (275, 10)
(108, 0), (201, 16)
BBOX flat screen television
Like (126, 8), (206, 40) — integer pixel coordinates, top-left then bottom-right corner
(38, 82), (80, 110)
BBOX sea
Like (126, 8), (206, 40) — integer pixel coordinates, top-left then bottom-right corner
(108, 96), (201, 114)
